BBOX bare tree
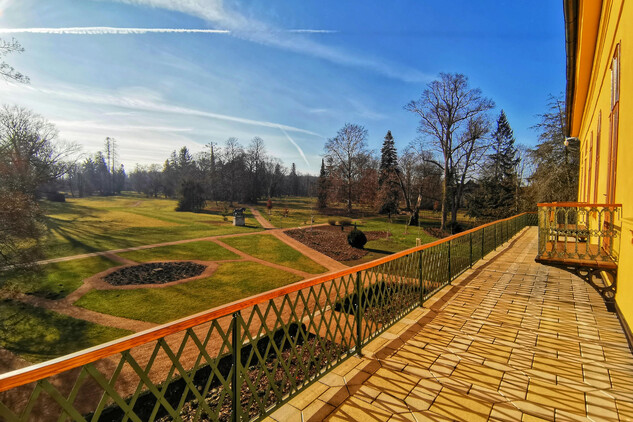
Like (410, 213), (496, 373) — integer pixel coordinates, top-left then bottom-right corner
(324, 123), (369, 214)
(245, 137), (266, 202)
(515, 143), (534, 211)
(529, 94), (578, 203)
(397, 146), (418, 212)
(0, 105), (76, 268)
(451, 115), (491, 222)
(0, 38), (29, 84)
(403, 144), (443, 225)
(405, 73), (494, 229)
(0, 105), (76, 194)
(222, 137), (244, 204)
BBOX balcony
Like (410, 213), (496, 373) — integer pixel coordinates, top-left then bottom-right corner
(1, 213), (632, 421)
(536, 202), (621, 302)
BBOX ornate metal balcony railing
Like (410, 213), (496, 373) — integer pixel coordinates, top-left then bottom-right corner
(0, 212), (537, 422)
(536, 202), (621, 264)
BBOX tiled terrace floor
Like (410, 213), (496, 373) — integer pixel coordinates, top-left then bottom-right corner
(268, 227), (633, 421)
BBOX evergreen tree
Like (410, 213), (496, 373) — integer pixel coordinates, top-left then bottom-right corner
(289, 163), (299, 196)
(317, 159), (329, 209)
(176, 179), (206, 212)
(377, 130), (401, 215)
(468, 110), (519, 219)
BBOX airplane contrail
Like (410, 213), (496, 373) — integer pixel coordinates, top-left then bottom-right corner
(278, 125), (311, 168)
(0, 27), (336, 35)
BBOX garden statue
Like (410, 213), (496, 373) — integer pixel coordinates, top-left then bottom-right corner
(233, 208), (246, 226)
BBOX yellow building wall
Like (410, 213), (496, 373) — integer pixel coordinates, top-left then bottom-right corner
(573, 0), (633, 330)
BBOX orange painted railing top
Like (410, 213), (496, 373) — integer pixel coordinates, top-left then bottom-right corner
(537, 202), (622, 208)
(0, 212), (535, 393)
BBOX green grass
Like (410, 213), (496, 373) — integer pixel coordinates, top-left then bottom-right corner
(255, 196), (474, 229)
(40, 193), (262, 259)
(118, 241), (240, 262)
(255, 197), (331, 228)
(75, 262), (302, 324)
(0, 300), (131, 362)
(342, 216), (440, 265)
(0, 256), (118, 299)
(221, 235), (328, 274)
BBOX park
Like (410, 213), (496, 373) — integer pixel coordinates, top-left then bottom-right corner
(0, 194), (466, 368)
(3, 2), (633, 420)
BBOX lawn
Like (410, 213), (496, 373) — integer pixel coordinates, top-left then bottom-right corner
(74, 262), (303, 324)
(119, 241), (240, 262)
(255, 196), (474, 229)
(40, 194), (262, 259)
(335, 216), (440, 265)
(0, 256), (118, 299)
(221, 234), (328, 274)
(255, 197), (332, 228)
(0, 300), (131, 362)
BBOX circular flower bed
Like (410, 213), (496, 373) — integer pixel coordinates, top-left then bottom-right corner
(104, 262), (206, 286)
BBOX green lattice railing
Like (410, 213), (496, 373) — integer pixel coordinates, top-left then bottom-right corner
(0, 213), (536, 422)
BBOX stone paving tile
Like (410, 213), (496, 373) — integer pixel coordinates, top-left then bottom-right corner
(271, 228), (633, 421)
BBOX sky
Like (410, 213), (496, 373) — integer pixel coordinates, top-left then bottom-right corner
(0, 0), (566, 175)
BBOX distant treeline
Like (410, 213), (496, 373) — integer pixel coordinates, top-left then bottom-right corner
(62, 137), (317, 203)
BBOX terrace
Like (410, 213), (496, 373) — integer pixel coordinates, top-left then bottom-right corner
(1, 213), (632, 421)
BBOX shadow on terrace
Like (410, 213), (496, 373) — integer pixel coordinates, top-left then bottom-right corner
(1, 212), (632, 421)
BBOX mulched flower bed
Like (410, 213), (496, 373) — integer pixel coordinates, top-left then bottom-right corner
(157, 336), (347, 422)
(334, 281), (420, 325)
(103, 262), (206, 286)
(285, 225), (389, 261)
(424, 227), (451, 239)
(91, 324), (347, 422)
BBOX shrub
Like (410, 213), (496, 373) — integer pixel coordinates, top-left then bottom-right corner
(339, 218), (352, 227)
(446, 221), (464, 234)
(347, 227), (367, 249)
(45, 192), (65, 202)
(328, 218), (337, 226)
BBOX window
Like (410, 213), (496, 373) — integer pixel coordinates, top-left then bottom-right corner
(594, 112), (600, 203)
(607, 43), (620, 204)
(588, 132), (593, 203)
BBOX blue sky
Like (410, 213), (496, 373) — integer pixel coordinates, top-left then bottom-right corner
(0, 0), (565, 174)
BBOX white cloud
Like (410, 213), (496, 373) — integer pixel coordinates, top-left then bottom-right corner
(1, 82), (323, 137)
(0, 81), (323, 171)
(52, 119), (194, 133)
(0, 27), (230, 34)
(0, 27), (336, 35)
(111, 0), (430, 83)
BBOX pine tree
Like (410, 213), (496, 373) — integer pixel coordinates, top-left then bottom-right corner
(468, 110), (519, 220)
(317, 159), (329, 209)
(289, 163), (299, 196)
(377, 131), (401, 215)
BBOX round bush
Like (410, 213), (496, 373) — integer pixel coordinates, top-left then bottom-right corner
(339, 218), (352, 227)
(347, 227), (367, 249)
(446, 221), (464, 234)
(328, 218), (337, 226)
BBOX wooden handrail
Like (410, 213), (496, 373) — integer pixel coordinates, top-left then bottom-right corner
(537, 202), (622, 208)
(0, 211), (535, 392)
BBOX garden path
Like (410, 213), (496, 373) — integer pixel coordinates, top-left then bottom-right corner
(249, 207), (348, 272)
(0, 205), (354, 370)
(23, 207), (345, 274)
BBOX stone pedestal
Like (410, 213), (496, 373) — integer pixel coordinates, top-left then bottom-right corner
(233, 215), (245, 226)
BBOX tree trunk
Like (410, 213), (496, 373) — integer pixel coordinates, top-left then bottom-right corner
(441, 158), (449, 230)
(395, 171), (412, 211)
(347, 173), (352, 215)
(408, 193), (422, 226)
